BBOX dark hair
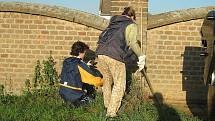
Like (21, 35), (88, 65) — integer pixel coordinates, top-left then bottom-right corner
(122, 6), (136, 20)
(70, 41), (89, 56)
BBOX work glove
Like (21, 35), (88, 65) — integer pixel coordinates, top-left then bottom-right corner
(137, 55), (146, 71)
(212, 72), (215, 86)
(87, 60), (93, 66)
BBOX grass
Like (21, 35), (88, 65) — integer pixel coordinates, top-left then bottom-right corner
(0, 55), (200, 120)
(0, 88), (202, 121)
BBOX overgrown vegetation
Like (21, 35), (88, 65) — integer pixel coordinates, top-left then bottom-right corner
(0, 84), (4, 95)
(25, 55), (59, 91)
(0, 56), (202, 121)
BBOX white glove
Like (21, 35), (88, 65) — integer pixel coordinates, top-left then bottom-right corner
(87, 60), (93, 66)
(137, 55), (146, 71)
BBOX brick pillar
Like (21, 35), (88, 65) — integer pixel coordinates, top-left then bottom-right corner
(110, 0), (148, 98)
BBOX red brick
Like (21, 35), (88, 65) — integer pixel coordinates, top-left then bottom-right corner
(38, 25), (46, 29)
(56, 26), (64, 30)
(78, 32), (86, 36)
(59, 31), (68, 35)
(1, 54), (8, 58)
(5, 19), (14, 24)
(34, 20), (42, 24)
(55, 46), (63, 50)
(41, 31), (49, 34)
(25, 20), (33, 24)
(15, 19), (24, 24)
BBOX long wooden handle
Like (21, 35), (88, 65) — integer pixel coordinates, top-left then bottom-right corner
(140, 69), (161, 105)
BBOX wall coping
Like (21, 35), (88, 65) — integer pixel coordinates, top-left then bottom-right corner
(148, 6), (215, 29)
(0, 2), (109, 30)
(0, 2), (214, 30)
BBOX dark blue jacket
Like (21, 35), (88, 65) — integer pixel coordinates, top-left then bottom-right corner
(96, 15), (134, 63)
(59, 57), (103, 102)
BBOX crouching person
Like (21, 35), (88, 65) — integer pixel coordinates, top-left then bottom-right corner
(59, 41), (103, 107)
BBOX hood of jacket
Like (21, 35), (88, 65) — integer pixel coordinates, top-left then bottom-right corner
(109, 15), (133, 26)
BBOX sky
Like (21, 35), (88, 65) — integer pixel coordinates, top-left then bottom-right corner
(149, 0), (215, 14)
(0, 0), (214, 15)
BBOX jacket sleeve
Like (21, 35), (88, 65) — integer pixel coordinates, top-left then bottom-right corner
(125, 23), (143, 57)
(77, 62), (103, 87)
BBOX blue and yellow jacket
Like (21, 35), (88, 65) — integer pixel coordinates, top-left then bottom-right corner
(59, 57), (103, 102)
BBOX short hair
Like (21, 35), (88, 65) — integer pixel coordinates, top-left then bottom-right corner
(122, 6), (136, 20)
(70, 41), (89, 56)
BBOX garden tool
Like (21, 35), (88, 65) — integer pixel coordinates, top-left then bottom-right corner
(140, 69), (162, 105)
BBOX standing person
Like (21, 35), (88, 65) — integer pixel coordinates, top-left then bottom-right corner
(95, 6), (146, 117)
(59, 41), (103, 107)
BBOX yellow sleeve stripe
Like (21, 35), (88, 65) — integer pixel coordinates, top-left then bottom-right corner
(78, 65), (103, 87)
(59, 83), (82, 91)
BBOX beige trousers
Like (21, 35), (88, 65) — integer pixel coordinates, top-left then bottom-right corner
(96, 55), (126, 116)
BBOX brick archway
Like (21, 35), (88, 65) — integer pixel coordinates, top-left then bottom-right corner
(0, 2), (109, 30)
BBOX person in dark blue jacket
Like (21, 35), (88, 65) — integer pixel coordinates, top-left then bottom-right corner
(59, 41), (103, 107)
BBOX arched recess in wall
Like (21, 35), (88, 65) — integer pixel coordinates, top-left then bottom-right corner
(0, 2), (109, 30)
(148, 6), (215, 29)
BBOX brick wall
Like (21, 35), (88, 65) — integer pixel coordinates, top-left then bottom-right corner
(147, 19), (205, 103)
(146, 7), (215, 115)
(0, 12), (101, 94)
(146, 19), (210, 115)
(0, 2), (215, 115)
